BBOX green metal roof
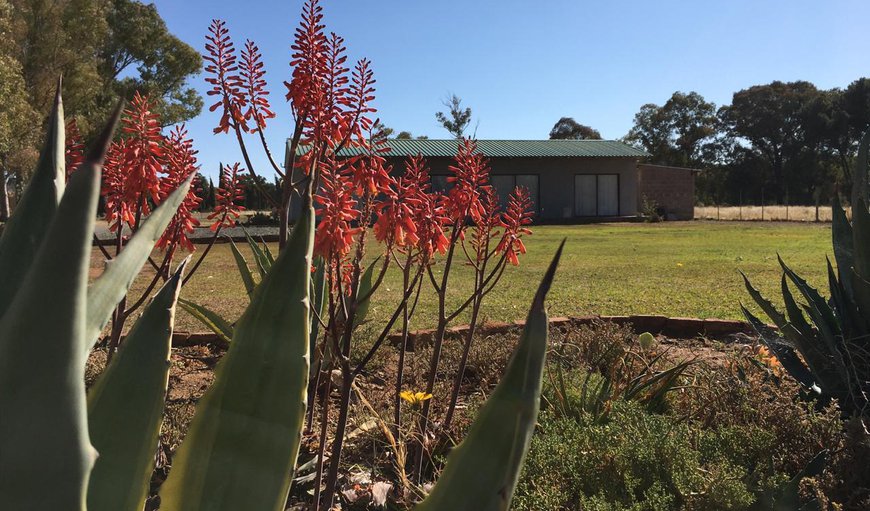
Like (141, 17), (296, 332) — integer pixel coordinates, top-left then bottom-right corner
(293, 139), (649, 159)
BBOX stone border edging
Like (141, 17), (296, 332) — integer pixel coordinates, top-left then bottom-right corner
(165, 314), (755, 350)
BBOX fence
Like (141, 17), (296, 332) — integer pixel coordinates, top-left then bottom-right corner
(694, 205), (851, 222)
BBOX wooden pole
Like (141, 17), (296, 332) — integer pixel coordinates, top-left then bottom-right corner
(761, 188), (765, 221)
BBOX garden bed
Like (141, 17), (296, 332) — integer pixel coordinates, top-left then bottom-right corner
(86, 320), (869, 510)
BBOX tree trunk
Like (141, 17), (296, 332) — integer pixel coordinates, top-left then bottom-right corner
(0, 167), (10, 222)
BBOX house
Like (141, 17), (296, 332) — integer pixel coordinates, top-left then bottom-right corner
(286, 139), (695, 222)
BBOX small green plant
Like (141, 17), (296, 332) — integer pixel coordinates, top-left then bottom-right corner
(641, 194), (664, 222)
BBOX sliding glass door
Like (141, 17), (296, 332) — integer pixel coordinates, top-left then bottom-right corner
(574, 174), (619, 217)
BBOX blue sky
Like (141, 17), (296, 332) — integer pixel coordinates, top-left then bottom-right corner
(152, 0), (870, 180)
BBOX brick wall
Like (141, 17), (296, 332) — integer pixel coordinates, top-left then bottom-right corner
(637, 164), (696, 220)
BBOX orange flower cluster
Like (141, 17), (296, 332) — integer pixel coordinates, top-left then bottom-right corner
(100, 93), (202, 251)
(65, 119), (85, 178)
(208, 163), (246, 231)
(157, 126), (202, 251)
(498, 187), (535, 266)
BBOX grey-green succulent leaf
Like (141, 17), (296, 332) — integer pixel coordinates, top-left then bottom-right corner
(86, 258), (188, 511)
(228, 237), (257, 300)
(415, 240), (564, 511)
(354, 256), (380, 327)
(159, 205), (314, 511)
(85, 174), (193, 358)
(178, 298), (233, 345)
(0, 151), (104, 509)
(0, 85), (65, 318)
(243, 226), (272, 277)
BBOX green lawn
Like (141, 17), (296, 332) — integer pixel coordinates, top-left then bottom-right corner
(117, 221), (833, 332)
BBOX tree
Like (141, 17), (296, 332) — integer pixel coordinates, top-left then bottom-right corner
(396, 131), (413, 139)
(435, 93), (472, 139)
(99, 0), (203, 126)
(7, 0), (202, 135)
(0, 0), (39, 221)
(548, 117), (602, 140)
(719, 81), (823, 202)
(2, 0), (202, 216)
(624, 91), (719, 169)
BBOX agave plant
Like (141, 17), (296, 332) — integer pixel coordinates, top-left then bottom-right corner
(0, 88), (563, 510)
(742, 131), (870, 423)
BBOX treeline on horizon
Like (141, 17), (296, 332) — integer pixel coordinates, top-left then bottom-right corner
(615, 79), (870, 206)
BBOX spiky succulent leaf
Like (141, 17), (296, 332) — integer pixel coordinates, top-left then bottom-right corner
(243, 226), (271, 277)
(851, 199), (870, 280)
(178, 298), (233, 345)
(414, 241), (564, 511)
(310, 256), (326, 358)
(86, 259), (187, 511)
(0, 148), (104, 509)
(261, 237), (275, 265)
(0, 85), (65, 318)
(778, 256), (842, 351)
(228, 237), (257, 300)
(354, 256), (379, 327)
(780, 275), (814, 340)
(741, 271), (803, 345)
(85, 174), (193, 358)
(158, 206), (314, 511)
(831, 195), (854, 297)
(851, 131), (870, 208)
(741, 305), (818, 392)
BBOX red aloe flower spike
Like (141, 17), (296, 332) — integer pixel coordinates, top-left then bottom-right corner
(339, 58), (376, 146)
(240, 39), (275, 132)
(373, 158), (425, 248)
(322, 33), (350, 132)
(470, 185), (502, 262)
(102, 139), (136, 233)
(204, 19), (248, 134)
(157, 125), (202, 252)
(286, 0), (328, 121)
(209, 162), (247, 231)
(120, 91), (164, 221)
(313, 158), (359, 259)
(445, 138), (490, 224)
(497, 186), (534, 266)
(351, 150), (392, 197)
(406, 157), (449, 258)
(65, 118), (85, 179)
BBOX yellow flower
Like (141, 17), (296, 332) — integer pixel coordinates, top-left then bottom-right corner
(676, 263), (684, 267)
(400, 390), (433, 407)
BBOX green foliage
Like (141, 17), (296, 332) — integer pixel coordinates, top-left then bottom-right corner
(549, 117), (602, 140)
(435, 93), (473, 139)
(515, 402), (763, 511)
(742, 134), (870, 421)
(5, 0), (200, 136)
(625, 91), (718, 169)
(516, 397), (830, 511)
